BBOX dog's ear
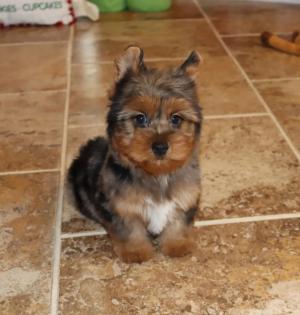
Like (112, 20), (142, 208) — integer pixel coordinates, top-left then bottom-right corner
(115, 46), (145, 81)
(179, 51), (202, 80)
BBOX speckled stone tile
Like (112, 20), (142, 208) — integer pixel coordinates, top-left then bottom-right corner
(200, 116), (300, 219)
(0, 26), (70, 44)
(73, 19), (225, 64)
(223, 36), (300, 80)
(69, 64), (113, 126)
(66, 125), (106, 170)
(0, 91), (65, 172)
(99, 0), (203, 21)
(198, 0), (300, 35)
(59, 219), (300, 315)
(255, 80), (300, 153)
(62, 125), (106, 234)
(0, 172), (59, 315)
(0, 43), (67, 93)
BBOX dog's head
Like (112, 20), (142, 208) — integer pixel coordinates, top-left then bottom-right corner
(107, 46), (202, 176)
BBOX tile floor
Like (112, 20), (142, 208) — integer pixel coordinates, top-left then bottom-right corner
(0, 0), (299, 314)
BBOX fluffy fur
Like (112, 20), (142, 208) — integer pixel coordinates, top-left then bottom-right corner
(69, 46), (202, 263)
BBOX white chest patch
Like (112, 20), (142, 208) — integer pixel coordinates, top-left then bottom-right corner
(144, 198), (176, 235)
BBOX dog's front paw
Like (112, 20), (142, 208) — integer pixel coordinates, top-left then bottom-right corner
(115, 242), (154, 263)
(161, 237), (194, 257)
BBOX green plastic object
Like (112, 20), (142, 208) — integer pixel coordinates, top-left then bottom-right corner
(90, 0), (126, 12)
(127, 0), (172, 12)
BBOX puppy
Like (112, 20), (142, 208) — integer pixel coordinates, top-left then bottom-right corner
(68, 46), (202, 263)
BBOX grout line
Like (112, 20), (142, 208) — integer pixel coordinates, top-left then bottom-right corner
(204, 113), (269, 120)
(60, 212), (300, 240)
(0, 168), (60, 176)
(61, 229), (107, 239)
(194, 213), (300, 227)
(144, 57), (184, 62)
(221, 32), (293, 38)
(71, 57), (185, 66)
(252, 77), (300, 83)
(73, 17), (205, 31)
(72, 61), (113, 66)
(0, 40), (68, 47)
(68, 123), (106, 129)
(50, 26), (74, 315)
(67, 113), (270, 130)
(0, 89), (66, 97)
(193, 0), (300, 163)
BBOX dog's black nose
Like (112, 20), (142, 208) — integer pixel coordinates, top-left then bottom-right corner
(152, 142), (169, 157)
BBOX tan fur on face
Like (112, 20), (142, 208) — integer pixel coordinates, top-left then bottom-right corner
(112, 96), (199, 175)
(164, 98), (200, 124)
(125, 95), (159, 117)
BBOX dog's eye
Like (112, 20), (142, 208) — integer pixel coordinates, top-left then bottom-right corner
(170, 114), (182, 127)
(135, 114), (148, 127)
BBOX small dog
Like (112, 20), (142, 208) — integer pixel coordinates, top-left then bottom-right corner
(68, 46), (202, 263)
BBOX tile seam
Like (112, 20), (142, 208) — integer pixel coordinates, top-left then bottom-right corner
(0, 168), (60, 176)
(72, 17), (205, 31)
(221, 32), (293, 38)
(61, 229), (107, 239)
(194, 213), (300, 227)
(71, 57), (185, 66)
(204, 113), (269, 120)
(252, 77), (300, 83)
(60, 212), (300, 239)
(68, 123), (106, 129)
(0, 89), (66, 96)
(50, 26), (74, 315)
(193, 0), (300, 163)
(0, 40), (68, 47)
(67, 113), (271, 130)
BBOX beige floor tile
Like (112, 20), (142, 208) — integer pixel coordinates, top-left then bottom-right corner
(0, 172), (59, 315)
(197, 55), (265, 115)
(63, 125), (106, 234)
(223, 36), (300, 80)
(73, 19), (225, 63)
(100, 0), (203, 21)
(63, 117), (300, 233)
(69, 64), (113, 126)
(255, 80), (300, 153)
(200, 116), (300, 219)
(0, 91), (65, 172)
(64, 116), (300, 232)
(198, 0), (300, 35)
(59, 219), (300, 315)
(69, 57), (265, 127)
(148, 58), (265, 116)
(0, 43), (67, 93)
(0, 26), (70, 44)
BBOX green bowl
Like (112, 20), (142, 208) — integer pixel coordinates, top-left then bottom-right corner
(127, 0), (172, 12)
(90, 0), (126, 12)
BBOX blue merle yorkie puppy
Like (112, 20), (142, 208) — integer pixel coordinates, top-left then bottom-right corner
(68, 46), (202, 263)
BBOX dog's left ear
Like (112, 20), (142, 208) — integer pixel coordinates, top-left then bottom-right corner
(115, 46), (145, 81)
(179, 51), (202, 80)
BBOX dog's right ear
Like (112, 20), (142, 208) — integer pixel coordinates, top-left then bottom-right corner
(115, 46), (145, 81)
(179, 51), (202, 80)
